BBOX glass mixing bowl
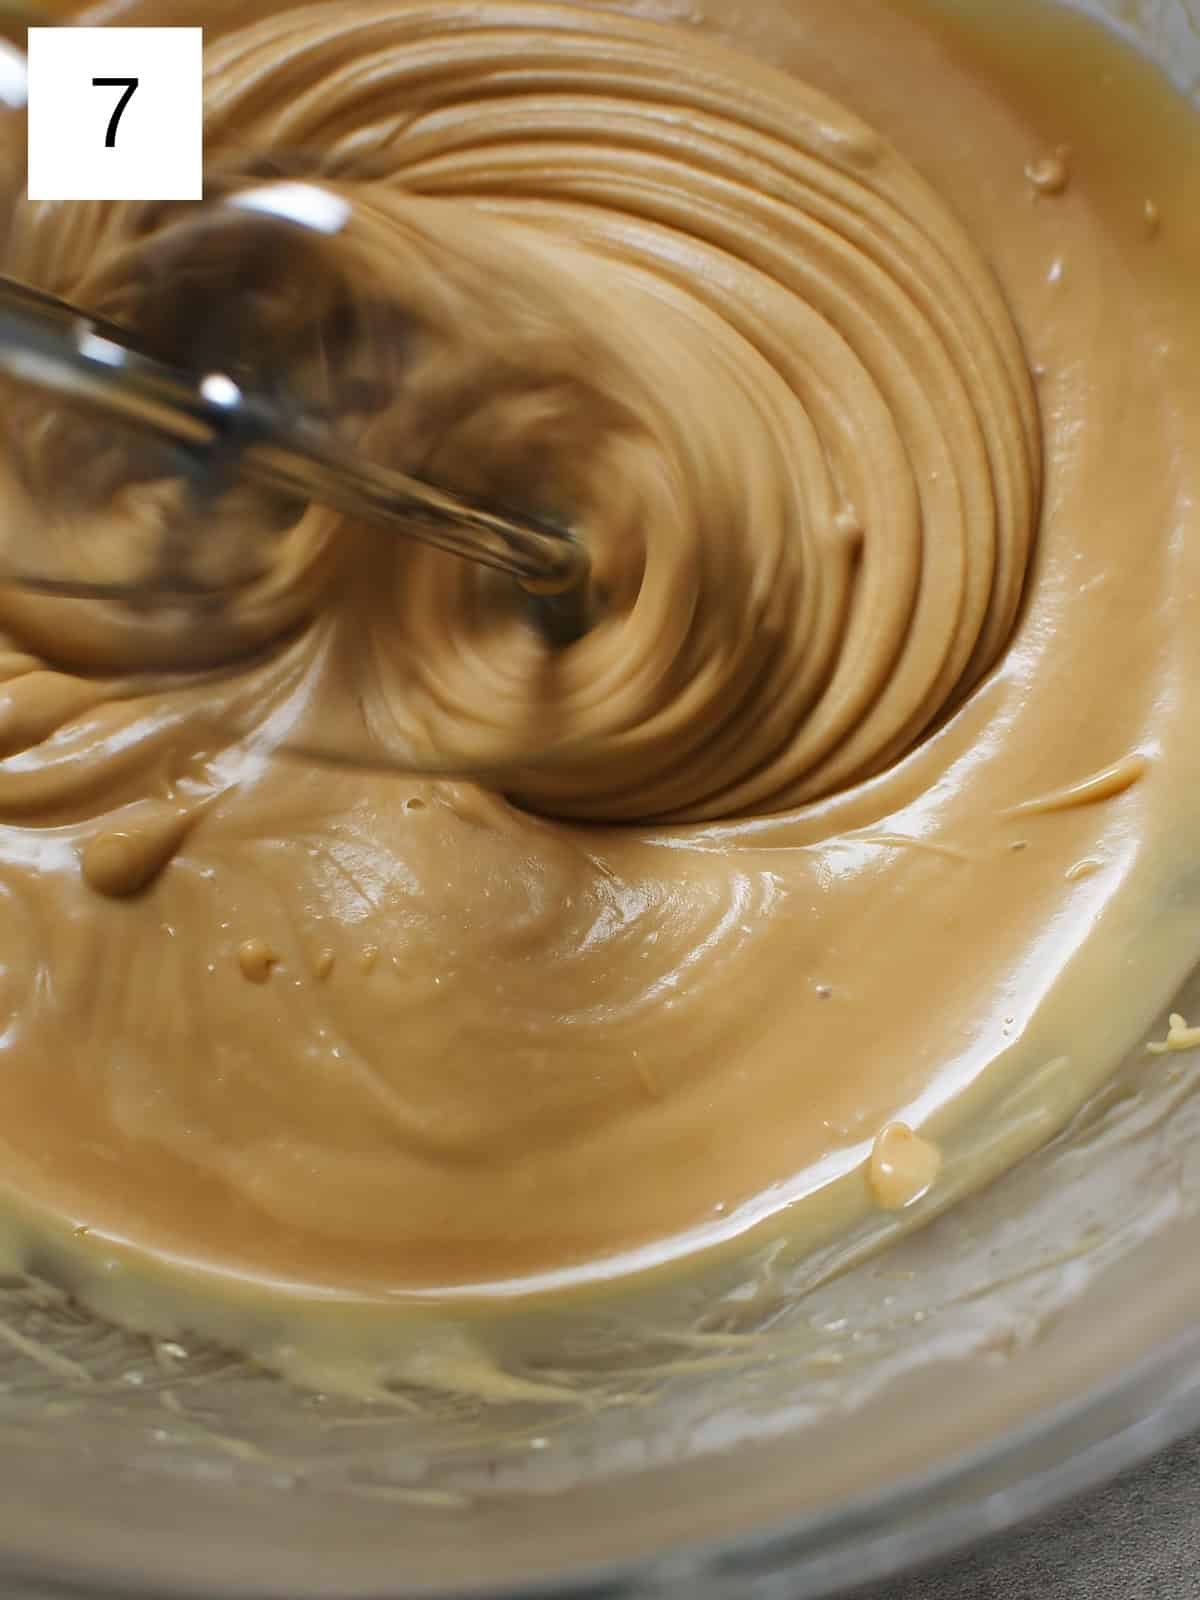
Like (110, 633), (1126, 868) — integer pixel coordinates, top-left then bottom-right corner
(0, 1), (1199, 1595)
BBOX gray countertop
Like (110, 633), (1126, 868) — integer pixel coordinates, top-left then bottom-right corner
(851, 1434), (1200, 1600)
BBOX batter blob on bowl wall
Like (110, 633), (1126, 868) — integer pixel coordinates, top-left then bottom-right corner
(0, 0), (1194, 1382)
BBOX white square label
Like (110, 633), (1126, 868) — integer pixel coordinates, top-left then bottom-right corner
(27, 27), (203, 202)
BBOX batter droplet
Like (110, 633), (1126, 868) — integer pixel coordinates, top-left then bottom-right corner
(868, 1122), (942, 1209)
(81, 803), (196, 899)
(1026, 146), (1071, 195)
(237, 938), (279, 983)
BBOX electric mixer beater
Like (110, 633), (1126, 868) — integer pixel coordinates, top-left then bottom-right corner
(0, 181), (592, 632)
(0, 161), (596, 778)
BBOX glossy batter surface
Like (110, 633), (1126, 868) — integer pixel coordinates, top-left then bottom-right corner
(0, 0), (1195, 1323)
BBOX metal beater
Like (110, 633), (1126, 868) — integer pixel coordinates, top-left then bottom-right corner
(0, 180), (593, 646)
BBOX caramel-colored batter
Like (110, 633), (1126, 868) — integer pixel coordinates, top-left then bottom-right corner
(0, 0), (1195, 1372)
